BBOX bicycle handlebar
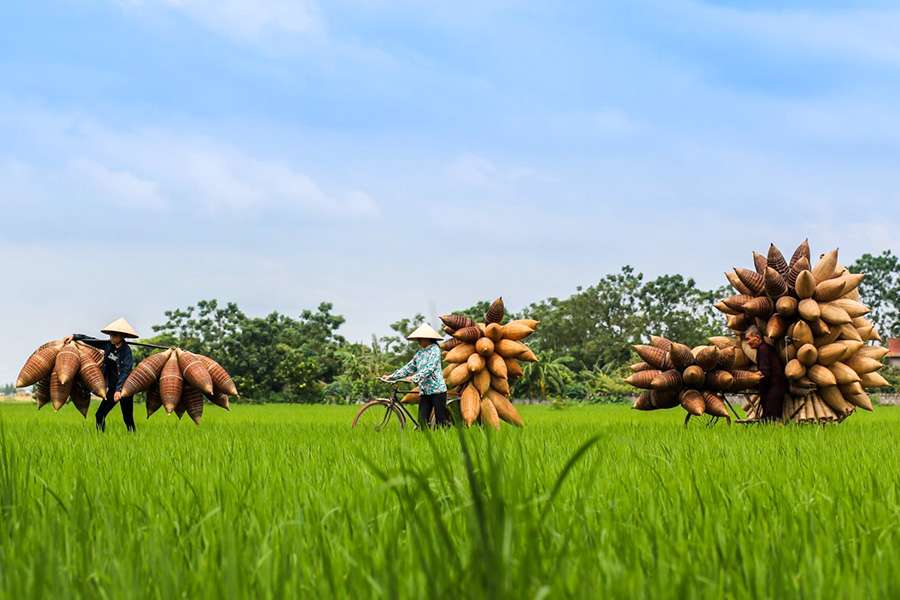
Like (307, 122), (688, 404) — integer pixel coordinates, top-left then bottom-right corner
(381, 380), (413, 387)
(379, 379), (417, 394)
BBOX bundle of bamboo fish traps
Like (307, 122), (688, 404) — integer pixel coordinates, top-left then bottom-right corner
(16, 339), (108, 417)
(123, 348), (237, 425)
(625, 335), (762, 423)
(403, 298), (537, 429)
(716, 240), (888, 423)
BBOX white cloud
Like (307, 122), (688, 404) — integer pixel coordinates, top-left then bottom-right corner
(668, 1), (900, 67)
(0, 109), (378, 218)
(446, 153), (546, 187)
(117, 0), (322, 42)
(69, 158), (166, 209)
(550, 109), (643, 138)
(446, 153), (498, 186)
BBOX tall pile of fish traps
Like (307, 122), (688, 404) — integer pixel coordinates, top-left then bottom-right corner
(716, 240), (888, 422)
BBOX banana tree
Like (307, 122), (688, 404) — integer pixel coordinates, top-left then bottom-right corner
(513, 351), (574, 401)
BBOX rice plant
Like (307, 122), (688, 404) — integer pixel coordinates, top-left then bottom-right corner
(0, 403), (898, 599)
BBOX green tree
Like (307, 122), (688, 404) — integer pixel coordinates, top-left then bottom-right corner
(636, 274), (728, 346)
(211, 311), (304, 401)
(282, 303), (347, 383)
(523, 267), (645, 372)
(152, 300), (348, 402)
(324, 339), (398, 404)
(849, 250), (900, 338)
(513, 351), (575, 401)
(151, 299), (245, 360)
(272, 343), (327, 402)
(523, 266), (727, 373)
(878, 365), (900, 393)
(583, 370), (635, 403)
(380, 314), (426, 360)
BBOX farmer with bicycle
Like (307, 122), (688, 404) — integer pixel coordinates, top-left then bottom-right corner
(382, 324), (449, 428)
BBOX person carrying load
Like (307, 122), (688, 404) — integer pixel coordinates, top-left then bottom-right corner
(64, 318), (138, 432)
(382, 324), (449, 428)
(744, 325), (787, 422)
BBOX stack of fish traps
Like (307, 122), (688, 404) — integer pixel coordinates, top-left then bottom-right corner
(716, 240), (888, 423)
(404, 298), (537, 429)
(16, 340), (109, 417)
(625, 335), (762, 421)
(123, 348), (238, 425)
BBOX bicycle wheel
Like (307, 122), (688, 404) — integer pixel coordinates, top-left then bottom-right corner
(352, 400), (407, 431)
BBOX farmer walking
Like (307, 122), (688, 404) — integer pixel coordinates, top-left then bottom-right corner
(64, 318), (138, 432)
(382, 324), (449, 428)
(744, 325), (786, 422)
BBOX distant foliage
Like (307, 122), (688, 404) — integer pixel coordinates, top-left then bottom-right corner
(522, 266), (727, 372)
(150, 300), (431, 403)
(147, 255), (893, 403)
(877, 365), (900, 394)
(849, 250), (900, 338)
(152, 300), (347, 402)
(512, 351), (575, 402)
(583, 370), (636, 403)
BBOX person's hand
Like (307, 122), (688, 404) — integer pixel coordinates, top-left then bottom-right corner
(63, 335), (74, 344)
(114, 391), (122, 402)
(402, 376), (415, 383)
(379, 375), (393, 383)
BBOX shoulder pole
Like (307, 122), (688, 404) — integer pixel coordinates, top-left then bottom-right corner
(80, 337), (172, 351)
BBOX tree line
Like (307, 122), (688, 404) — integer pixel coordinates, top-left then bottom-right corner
(141, 252), (900, 403)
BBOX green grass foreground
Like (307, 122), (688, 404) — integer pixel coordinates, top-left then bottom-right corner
(1, 403), (899, 599)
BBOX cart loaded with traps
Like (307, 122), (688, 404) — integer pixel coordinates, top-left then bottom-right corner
(626, 336), (762, 426)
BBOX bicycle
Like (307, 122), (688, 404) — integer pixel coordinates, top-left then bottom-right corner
(352, 382), (459, 431)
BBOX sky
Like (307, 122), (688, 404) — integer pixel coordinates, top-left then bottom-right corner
(2, 0), (900, 382)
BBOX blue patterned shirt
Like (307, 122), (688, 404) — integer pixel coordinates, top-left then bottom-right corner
(389, 343), (448, 395)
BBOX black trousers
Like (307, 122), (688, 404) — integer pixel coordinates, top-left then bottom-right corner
(418, 392), (450, 428)
(760, 385), (786, 421)
(95, 390), (135, 432)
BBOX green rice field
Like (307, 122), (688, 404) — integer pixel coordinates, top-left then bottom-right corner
(1, 402), (899, 599)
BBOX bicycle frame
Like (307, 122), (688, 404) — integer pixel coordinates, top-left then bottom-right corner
(386, 383), (422, 429)
(354, 382), (458, 431)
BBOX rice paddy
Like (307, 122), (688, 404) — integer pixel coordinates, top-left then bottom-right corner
(1, 402), (899, 599)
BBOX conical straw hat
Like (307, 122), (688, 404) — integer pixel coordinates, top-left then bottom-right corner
(407, 324), (443, 341)
(101, 317), (139, 339)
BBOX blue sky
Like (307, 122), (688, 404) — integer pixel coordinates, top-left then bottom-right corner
(2, 0), (900, 382)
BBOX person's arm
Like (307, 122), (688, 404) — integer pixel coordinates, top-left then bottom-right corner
(410, 346), (441, 384)
(116, 346), (134, 395)
(387, 356), (418, 381)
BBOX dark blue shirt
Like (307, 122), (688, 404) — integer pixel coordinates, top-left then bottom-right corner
(73, 335), (134, 393)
